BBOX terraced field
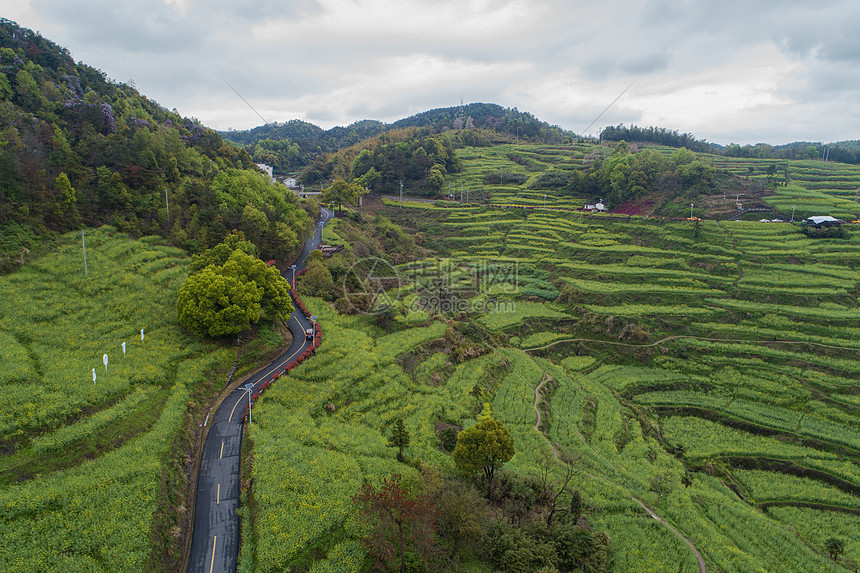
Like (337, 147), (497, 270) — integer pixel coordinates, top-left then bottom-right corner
(708, 155), (860, 198)
(243, 143), (860, 572)
(379, 194), (859, 571)
(446, 142), (596, 209)
(702, 155), (860, 219)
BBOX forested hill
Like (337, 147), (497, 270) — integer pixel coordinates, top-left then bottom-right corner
(220, 103), (575, 175)
(390, 102), (573, 142)
(724, 140), (860, 164)
(0, 19), (312, 271)
(599, 125), (860, 165)
(598, 124), (717, 153)
(221, 118), (387, 156)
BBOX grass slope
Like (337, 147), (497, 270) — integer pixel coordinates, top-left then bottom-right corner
(0, 227), (236, 571)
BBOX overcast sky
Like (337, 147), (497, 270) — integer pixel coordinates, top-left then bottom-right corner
(3, 0), (858, 145)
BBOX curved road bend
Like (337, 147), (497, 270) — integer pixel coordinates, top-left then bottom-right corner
(187, 208), (333, 573)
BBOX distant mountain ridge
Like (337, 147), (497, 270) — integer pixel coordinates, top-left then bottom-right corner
(223, 106), (860, 172)
(219, 103), (575, 174)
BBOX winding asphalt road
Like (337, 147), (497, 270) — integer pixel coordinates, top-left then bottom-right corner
(187, 207), (333, 573)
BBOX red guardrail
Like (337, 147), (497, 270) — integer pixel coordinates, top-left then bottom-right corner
(243, 265), (321, 419)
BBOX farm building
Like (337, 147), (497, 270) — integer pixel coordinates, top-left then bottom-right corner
(584, 200), (607, 212)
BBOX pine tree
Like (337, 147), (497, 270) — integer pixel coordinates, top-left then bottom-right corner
(570, 490), (582, 524)
(388, 418), (410, 462)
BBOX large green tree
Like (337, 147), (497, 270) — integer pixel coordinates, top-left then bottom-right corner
(322, 178), (366, 212)
(298, 251), (337, 299)
(177, 241), (292, 338)
(452, 404), (515, 494)
(188, 231), (257, 273)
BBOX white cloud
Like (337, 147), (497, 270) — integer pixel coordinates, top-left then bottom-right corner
(253, 0), (542, 44)
(632, 46), (798, 133)
(162, 0), (188, 16)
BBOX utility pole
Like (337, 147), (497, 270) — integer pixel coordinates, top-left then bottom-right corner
(165, 187), (169, 230)
(244, 383), (254, 424)
(399, 180), (403, 208)
(82, 229), (88, 277)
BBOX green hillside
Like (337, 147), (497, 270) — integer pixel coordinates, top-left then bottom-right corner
(0, 19), (313, 271)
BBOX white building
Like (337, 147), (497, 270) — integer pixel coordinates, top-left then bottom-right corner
(255, 163), (274, 181)
(284, 177), (298, 188)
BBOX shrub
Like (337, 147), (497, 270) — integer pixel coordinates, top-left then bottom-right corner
(440, 427), (459, 452)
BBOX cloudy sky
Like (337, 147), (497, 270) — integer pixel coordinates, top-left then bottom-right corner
(3, 0), (858, 144)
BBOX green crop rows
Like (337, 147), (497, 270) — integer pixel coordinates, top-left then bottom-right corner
(250, 196), (860, 570)
(0, 227), (233, 571)
(341, 169), (859, 571)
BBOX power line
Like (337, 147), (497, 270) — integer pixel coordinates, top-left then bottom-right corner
(221, 77), (268, 125)
(582, 77), (638, 137)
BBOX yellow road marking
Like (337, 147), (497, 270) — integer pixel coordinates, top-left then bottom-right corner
(209, 536), (217, 573)
(217, 483), (220, 505)
(219, 441), (224, 459)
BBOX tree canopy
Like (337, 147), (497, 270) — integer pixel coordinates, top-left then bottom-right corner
(301, 130), (462, 197)
(322, 178), (366, 211)
(352, 474), (436, 573)
(177, 238), (292, 338)
(452, 404), (515, 493)
(825, 537), (845, 562)
(557, 142), (715, 208)
(600, 124), (713, 152)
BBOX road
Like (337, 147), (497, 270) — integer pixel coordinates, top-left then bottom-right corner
(186, 208), (333, 573)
